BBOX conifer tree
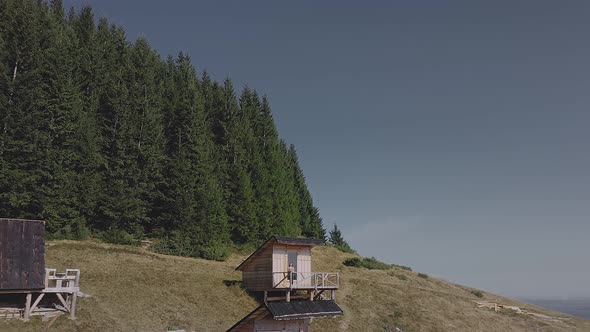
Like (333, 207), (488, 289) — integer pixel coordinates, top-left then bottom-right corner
(329, 224), (355, 253)
(287, 144), (325, 239)
(39, 1), (89, 238)
(272, 140), (302, 236)
(127, 37), (167, 234)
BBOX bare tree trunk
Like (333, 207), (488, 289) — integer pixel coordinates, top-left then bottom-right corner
(12, 61), (18, 81)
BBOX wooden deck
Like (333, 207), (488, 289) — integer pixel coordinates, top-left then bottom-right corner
(0, 268), (80, 321)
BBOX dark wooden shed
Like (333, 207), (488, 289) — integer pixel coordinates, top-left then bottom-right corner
(0, 218), (46, 290)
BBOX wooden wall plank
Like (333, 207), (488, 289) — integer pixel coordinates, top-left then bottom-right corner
(0, 221), (7, 289)
(0, 219), (45, 290)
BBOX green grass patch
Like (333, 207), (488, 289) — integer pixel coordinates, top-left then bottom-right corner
(343, 257), (391, 270)
(470, 289), (484, 298)
(99, 228), (141, 246)
(334, 243), (357, 254)
(343, 257), (414, 271)
(391, 263), (412, 271)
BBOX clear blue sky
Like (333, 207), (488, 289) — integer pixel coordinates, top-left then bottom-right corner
(68, 0), (590, 299)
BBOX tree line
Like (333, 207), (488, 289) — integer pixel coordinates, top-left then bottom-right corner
(0, 0), (325, 259)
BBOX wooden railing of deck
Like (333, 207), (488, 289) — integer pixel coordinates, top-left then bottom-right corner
(272, 272), (339, 290)
(44, 269), (80, 293)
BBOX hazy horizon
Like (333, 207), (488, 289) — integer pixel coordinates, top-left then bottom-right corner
(67, 0), (590, 299)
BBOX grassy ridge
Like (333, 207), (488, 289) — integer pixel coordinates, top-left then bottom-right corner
(1, 241), (588, 331)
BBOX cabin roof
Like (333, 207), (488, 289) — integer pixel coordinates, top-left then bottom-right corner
(226, 300), (343, 331)
(0, 218), (45, 224)
(226, 303), (266, 331)
(235, 236), (324, 271)
(274, 236), (325, 246)
(266, 300), (343, 320)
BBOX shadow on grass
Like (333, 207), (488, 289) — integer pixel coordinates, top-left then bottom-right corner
(223, 280), (243, 287)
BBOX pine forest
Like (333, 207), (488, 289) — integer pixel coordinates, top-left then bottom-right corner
(0, 0), (325, 260)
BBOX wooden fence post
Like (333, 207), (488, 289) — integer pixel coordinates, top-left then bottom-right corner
(24, 293), (32, 321)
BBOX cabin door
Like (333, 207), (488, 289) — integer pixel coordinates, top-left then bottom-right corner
(288, 250), (298, 283)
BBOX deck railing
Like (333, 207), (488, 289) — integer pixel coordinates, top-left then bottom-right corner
(272, 272), (339, 290)
(44, 268), (80, 293)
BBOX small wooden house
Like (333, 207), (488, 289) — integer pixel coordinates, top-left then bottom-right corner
(0, 218), (80, 321)
(236, 236), (339, 296)
(229, 236), (343, 332)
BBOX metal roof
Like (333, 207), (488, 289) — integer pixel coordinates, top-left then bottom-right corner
(226, 304), (267, 331)
(235, 235), (325, 271)
(266, 300), (343, 320)
(0, 218), (45, 224)
(226, 300), (343, 331)
(274, 236), (325, 246)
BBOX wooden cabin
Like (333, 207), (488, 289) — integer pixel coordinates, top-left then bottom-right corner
(0, 218), (80, 321)
(236, 236), (339, 296)
(229, 236), (343, 332)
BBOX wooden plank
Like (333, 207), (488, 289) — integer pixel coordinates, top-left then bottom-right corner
(55, 293), (71, 312)
(29, 293), (45, 314)
(70, 291), (77, 319)
(242, 246), (273, 290)
(0, 221), (7, 289)
(22, 220), (33, 289)
(266, 294), (309, 302)
(8, 221), (21, 289)
(43, 312), (62, 331)
(32, 220), (45, 288)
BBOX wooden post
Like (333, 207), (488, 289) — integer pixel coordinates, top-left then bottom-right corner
(286, 291), (290, 302)
(309, 290), (314, 301)
(24, 292), (32, 321)
(69, 292), (77, 319)
(331, 290), (335, 301)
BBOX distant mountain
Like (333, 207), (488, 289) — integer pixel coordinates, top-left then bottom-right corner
(520, 298), (590, 320)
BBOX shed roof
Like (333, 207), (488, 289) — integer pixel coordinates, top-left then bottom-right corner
(274, 236), (325, 246)
(235, 235), (325, 271)
(0, 218), (45, 224)
(226, 304), (266, 331)
(226, 300), (342, 331)
(266, 300), (343, 320)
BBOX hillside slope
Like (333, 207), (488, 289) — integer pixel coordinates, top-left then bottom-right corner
(1, 241), (588, 332)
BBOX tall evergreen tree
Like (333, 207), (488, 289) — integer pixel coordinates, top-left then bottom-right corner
(287, 144), (325, 240)
(328, 224), (355, 253)
(223, 84), (258, 243)
(38, 1), (90, 238)
(127, 37), (167, 234)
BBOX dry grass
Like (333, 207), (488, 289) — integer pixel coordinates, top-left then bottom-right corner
(0, 241), (588, 331)
(311, 246), (589, 332)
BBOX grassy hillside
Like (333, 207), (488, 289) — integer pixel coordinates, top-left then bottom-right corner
(1, 241), (588, 331)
